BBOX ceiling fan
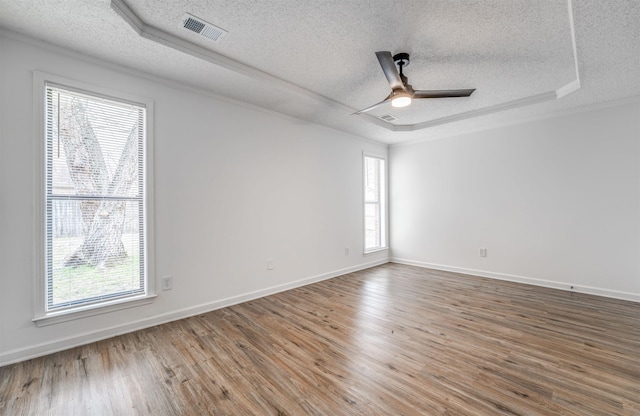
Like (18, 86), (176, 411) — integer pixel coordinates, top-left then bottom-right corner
(354, 51), (475, 115)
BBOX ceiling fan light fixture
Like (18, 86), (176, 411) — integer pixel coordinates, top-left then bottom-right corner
(354, 52), (475, 115)
(391, 95), (412, 108)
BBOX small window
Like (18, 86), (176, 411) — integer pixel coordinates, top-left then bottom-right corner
(36, 76), (154, 323)
(364, 154), (387, 252)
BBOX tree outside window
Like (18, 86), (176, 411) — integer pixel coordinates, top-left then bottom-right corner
(45, 84), (147, 311)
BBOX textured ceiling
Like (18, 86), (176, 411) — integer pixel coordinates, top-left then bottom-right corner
(0, 0), (638, 144)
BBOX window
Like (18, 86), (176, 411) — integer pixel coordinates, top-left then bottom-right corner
(34, 74), (154, 324)
(364, 154), (387, 252)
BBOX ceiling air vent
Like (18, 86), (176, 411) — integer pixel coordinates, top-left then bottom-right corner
(380, 114), (398, 122)
(182, 13), (227, 42)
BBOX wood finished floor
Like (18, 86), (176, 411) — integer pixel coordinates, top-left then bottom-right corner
(1, 263), (639, 415)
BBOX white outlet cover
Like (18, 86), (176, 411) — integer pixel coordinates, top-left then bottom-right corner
(161, 276), (173, 291)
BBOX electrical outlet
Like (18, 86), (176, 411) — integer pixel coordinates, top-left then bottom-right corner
(479, 248), (487, 257)
(345, 247), (350, 256)
(267, 259), (275, 270)
(161, 276), (173, 291)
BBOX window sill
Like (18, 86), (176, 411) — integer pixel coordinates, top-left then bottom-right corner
(32, 294), (157, 327)
(364, 247), (389, 256)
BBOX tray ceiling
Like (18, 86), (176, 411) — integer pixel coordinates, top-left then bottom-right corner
(0, 0), (638, 144)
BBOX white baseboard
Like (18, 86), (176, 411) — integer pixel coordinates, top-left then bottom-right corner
(390, 258), (640, 303)
(0, 259), (388, 367)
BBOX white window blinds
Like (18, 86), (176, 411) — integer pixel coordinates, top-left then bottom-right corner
(45, 84), (147, 311)
(364, 155), (386, 251)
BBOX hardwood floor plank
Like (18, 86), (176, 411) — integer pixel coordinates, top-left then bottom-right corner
(1, 263), (638, 415)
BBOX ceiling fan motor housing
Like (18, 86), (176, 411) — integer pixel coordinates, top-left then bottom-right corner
(393, 52), (410, 68)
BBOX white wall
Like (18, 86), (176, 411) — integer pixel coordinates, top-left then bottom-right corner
(0, 35), (388, 365)
(390, 100), (640, 301)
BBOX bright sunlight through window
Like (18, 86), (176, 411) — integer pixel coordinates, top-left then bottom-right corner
(364, 155), (387, 252)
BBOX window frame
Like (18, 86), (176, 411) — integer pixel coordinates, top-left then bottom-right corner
(363, 152), (388, 254)
(33, 72), (156, 326)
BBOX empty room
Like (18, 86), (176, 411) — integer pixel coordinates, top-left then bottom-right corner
(0, 0), (639, 414)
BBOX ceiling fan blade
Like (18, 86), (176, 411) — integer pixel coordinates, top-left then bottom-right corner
(375, 51), (404, 90)
(353, 96), (391, 115)
(412, 88), (476, 99)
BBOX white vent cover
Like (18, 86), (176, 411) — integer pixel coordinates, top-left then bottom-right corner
(380, 114), (398, 122)
(182, 13), (227, 42)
